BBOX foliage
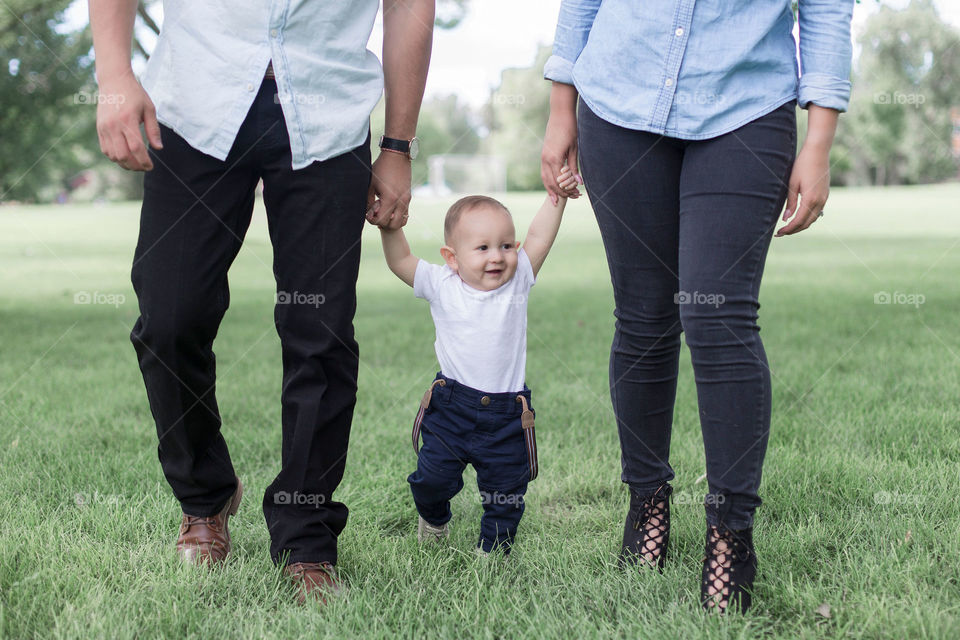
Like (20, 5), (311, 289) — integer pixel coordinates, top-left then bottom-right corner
(0, 0), (96, 202)
(833, 0), (960, 185)
(482, 45), (553, 191)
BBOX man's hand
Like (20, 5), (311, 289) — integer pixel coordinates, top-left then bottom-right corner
(96, 69), (162, 172)
(366, 152), (412, 229)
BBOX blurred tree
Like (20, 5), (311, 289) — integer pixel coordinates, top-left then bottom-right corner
(833, 0), (960, 185)
(370, 93), (481, 186)
(0, 0), (95, 202)
(483, 45), (552, 191)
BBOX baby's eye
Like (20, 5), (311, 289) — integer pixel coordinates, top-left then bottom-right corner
(477, 244), (488, 251)
(501, 243), (514, 250)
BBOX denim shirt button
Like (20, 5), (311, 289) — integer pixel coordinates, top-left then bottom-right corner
(675, 27), (684, 36)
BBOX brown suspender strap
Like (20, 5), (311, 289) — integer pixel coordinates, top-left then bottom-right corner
(516, 395), (538, 481)
(412, 379), (446, 455)
(412, 380), (539, 482)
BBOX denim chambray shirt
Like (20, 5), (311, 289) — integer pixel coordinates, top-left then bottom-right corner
(139, 1), (383, 169)
(544, 0), (854, 140)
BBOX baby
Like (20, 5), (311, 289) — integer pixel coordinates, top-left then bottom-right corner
(378, 168), (578, 555)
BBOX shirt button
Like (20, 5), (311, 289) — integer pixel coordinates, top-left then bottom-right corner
(270, 28), (278, 37)
(675, 27), (684, 36)
(665, 78), (674, 87)
(246, 83), (255, 91)
(480, 396), (491, 406)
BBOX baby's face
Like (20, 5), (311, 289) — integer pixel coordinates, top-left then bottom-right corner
(443, 206), (519, 291)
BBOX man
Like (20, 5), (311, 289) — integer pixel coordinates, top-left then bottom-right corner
(89, 0), (434, 604)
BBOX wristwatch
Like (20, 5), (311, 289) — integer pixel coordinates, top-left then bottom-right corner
(379, 135), (420, 160)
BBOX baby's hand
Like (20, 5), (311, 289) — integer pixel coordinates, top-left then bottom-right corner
(556, 166), (581, 199)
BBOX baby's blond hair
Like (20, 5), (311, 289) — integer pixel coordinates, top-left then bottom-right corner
(443, 195), (512, 243)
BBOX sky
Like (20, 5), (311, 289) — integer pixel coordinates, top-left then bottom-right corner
(65, 0), (960, 108)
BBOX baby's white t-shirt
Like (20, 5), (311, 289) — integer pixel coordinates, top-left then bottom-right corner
(413, 249), (535, 393)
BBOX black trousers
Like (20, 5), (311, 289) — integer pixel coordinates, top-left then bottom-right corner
(578, 99), (797, 530)
(130, 79), (371, 565)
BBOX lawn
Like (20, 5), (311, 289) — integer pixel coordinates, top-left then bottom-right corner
(1, 184), (959, 638)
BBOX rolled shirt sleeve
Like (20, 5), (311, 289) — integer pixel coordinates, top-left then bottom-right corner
(797, 0), (854, 111)
(544, 0), (602, 85)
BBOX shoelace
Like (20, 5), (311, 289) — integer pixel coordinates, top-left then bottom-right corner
(287, 562), (335, 583)
(703, 527), (750, 610)
(181, 515), (221, 533)
(630, 487), (670, 565)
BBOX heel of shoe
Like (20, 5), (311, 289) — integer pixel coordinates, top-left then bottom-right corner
(227, 479), (243, 516)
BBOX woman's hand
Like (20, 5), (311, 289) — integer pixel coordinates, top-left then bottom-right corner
(776, 104), (839, 237)
(776, 143), (830, 236)
(541, 82), (582, 205)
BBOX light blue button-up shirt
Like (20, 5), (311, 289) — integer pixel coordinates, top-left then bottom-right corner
(544, 0), (853, 140)
(140, 1), (383, 169)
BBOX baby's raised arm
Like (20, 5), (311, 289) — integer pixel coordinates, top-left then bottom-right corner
(380, 227), (419, 287)
(523, 167), (578, 277)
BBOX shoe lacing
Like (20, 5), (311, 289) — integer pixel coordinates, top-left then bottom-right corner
(702, 526), (751, 611)
(630, 486), (670, 567)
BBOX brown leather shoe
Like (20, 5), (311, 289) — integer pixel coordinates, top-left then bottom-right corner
(284, 562), (342, 605)
(176, 479), (243, 565)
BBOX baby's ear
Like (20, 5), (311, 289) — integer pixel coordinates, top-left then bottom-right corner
(514, 240), (521, 250)
(440, 246), (458, 272)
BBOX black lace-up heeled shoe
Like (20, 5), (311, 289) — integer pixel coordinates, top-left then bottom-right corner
(701, 525), (757, 613)
(618, 483), (672, 571)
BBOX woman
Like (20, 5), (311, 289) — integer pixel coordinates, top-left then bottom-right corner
(540, 0), (853, 613)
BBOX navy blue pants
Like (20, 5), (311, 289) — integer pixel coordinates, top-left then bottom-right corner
(577, 100), (797, 530)
(409, 374), (533, 553)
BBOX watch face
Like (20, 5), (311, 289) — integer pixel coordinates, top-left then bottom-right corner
(409, 137), (420, 160)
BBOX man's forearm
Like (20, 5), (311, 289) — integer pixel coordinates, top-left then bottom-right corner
(89, 0), (138, 81)
(382, 0), (435, 139)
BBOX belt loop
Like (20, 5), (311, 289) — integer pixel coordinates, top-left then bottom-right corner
(412, 379), (446, 455)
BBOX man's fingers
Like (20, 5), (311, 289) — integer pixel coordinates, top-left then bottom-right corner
(121, 123), (153, 171)
(144, 105), (163, 150)
(376, 200), (399, 229)
(365, 183), (379, 222)
(108, 129), (135, 170)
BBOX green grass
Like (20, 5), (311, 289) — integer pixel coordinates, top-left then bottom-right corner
(1, 184), (960, 638)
